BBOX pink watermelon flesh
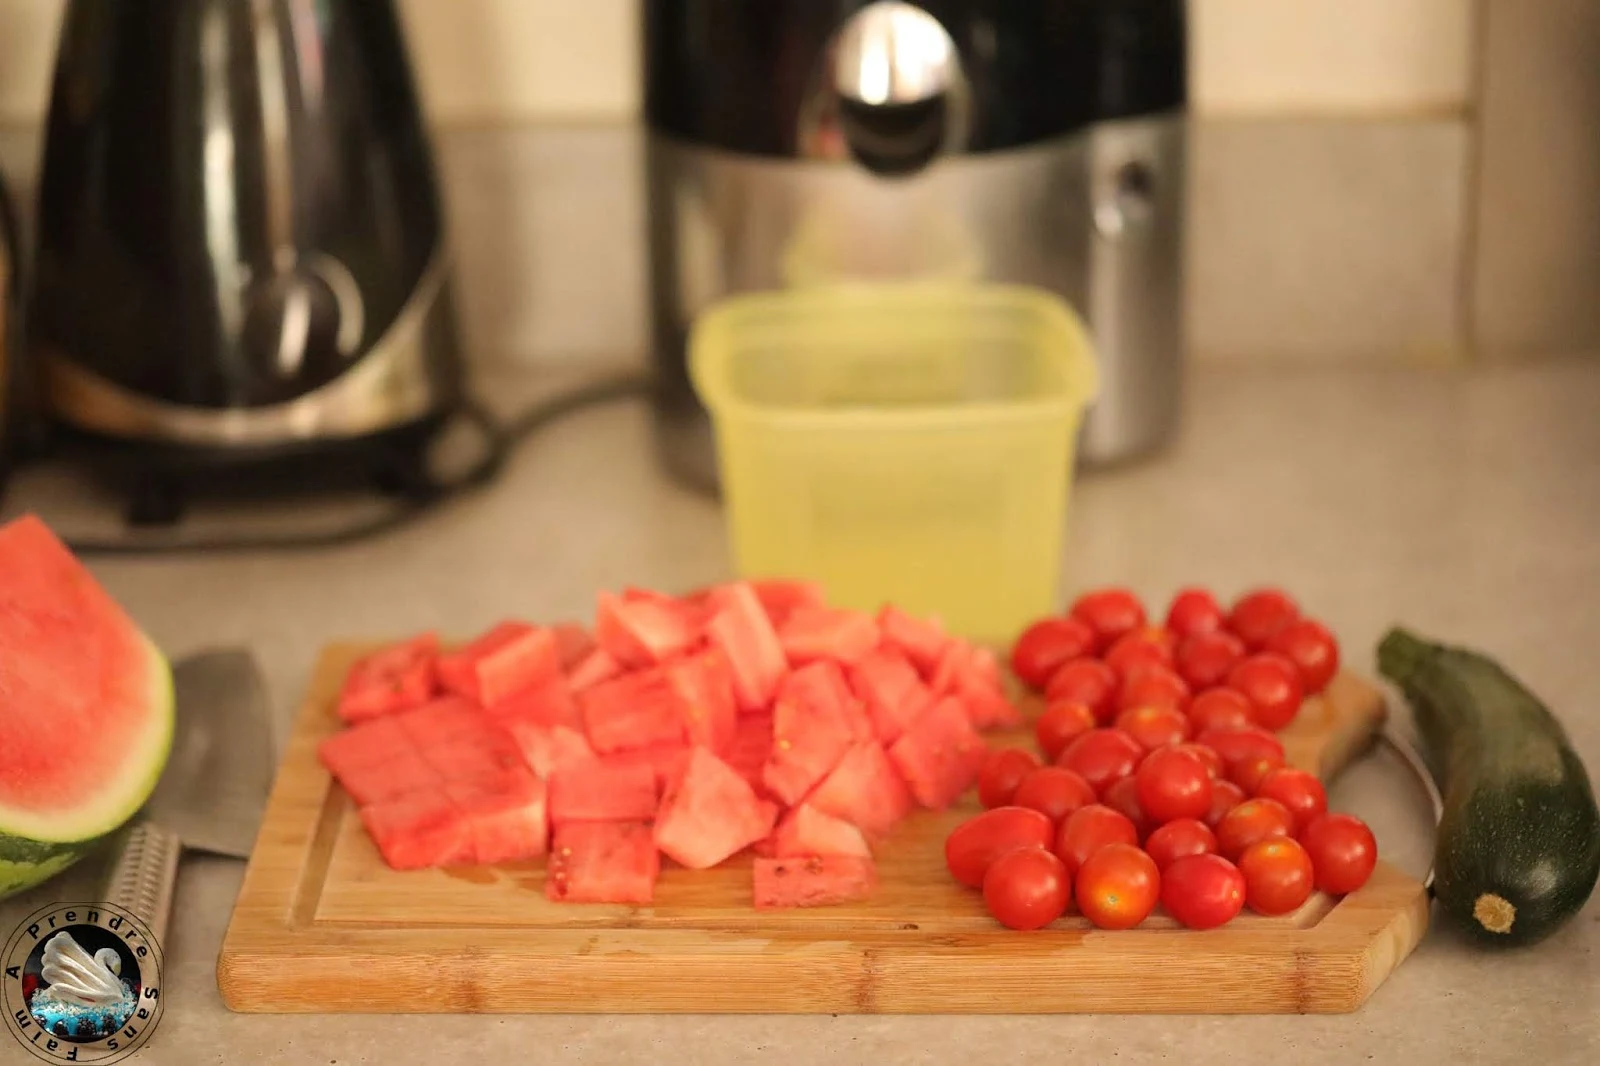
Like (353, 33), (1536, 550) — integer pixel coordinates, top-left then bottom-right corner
(567, 648), (622, 692)
(437, 622), (559, 707)
(806, 740), (913, 838)
(723, 713), (774, 794)
(548, 757), (659, 822)
(705, 583), (789, 712)
(778, 606), (881, 667)
(417, 735), (526, 781)
(877, 606), (950, 677)
(500, 720), (594, 778)
(665, 650), (738, 752)
(848, 647), (933, 745)
(323, 745), (440, 806)
(485, 674), (580, 730)
(336, 633), (439, 723)
(317, 715), (412, 772)
(579, 669), (688, 754)
(442, 768), (548, 864)
(595, 591), (698, 667)
(888, 696), (988, 809)
(653, 748), (777, 869)
(753, 856), (878, 910)
(607, 743), (692, 794)
(769, 804), (872, 859)
(547, 821), (659, 904)
(0, 515), (173, 844)
(749, 580), (826, 627)
(393, 696), (485, 748)
(761, 662), (857, 805)
(360, 789), (474, 870)
(551, 623), (596, 671)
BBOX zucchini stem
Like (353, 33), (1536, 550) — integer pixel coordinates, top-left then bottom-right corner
(1377, 628), (1433, 687)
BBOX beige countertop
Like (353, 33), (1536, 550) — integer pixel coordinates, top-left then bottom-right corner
(2, 357), (1598, 1064)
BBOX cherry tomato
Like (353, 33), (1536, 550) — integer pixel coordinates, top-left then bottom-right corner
(1227, 653), (1305, 731)
(1056, 728), (1144, 793)
(1265, 619), (1341, 694)
(1204, 779), (1247, 827)
(1034, 700), (1098, 761)
(1161, 853), (1245, 929)
(1253, 767), (1327, 831)
(1165, 587), (1225, 639)
(1135, 746), (1214, 823)
(1075, 842), (1160, 930)
(1069, 588), (1147, 649)
(1227, 588), (1300, 650)
(1011, 617), (1098, 690)
(1012, 766), (1097, 823)
(1117, 665), (1191, 714)
(1113, 705), (1191, 753)
(1238, 837), (1315, 915)
(1054, 803), (1139, 876)
(1195, 726), (1287, 773)
(977, 748), (1043, 809)
(1044, 658), (1119, 722)
(1228, 754), (1285, 794)
(1215, 797), (1296, 860)
(1174, 630), (1247, 692)
(1187, 687), (1256, 734)
(1101, 776), (1153, 839)
(982, 846), (1071, 930)
(944, 806), (1056, 888)
(1103, 627), (1176, 679)
(1144, 818), (1218, 871)
(1300, 813), (1378, 895)
(1173, 742), (1225, 780)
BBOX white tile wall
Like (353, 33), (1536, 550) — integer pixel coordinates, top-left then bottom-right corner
(0, 0), (1474, 124)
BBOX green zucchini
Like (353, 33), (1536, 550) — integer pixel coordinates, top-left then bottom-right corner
(1378, 627), (1600, 947)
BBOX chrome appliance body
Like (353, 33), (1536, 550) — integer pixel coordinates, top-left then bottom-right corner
(29, 0), (461, 464)
(645, 0), (1187, 490)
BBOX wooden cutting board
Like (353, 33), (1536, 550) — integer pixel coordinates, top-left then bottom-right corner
(218, 644), (1429, 1014)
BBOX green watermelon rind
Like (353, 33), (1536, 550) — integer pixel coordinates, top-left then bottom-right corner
(0, 633), (174, 899)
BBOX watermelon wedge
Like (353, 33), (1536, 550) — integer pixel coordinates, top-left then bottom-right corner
(0, 516), (174, 899)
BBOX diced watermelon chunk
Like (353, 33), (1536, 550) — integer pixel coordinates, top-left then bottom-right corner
(848, 647), (933, 745)
(324, 745), (440, 806)
(878, 606), (950, 677)
(437, 622), (560, 707)
(595, 590), (698, 667)
(608, 742), (693, 794)
(926, 644), (1021, 730)
(578, 669), (688, 754)
(482, 673), (581, 730)
(546, 821), (659, 904)
(928, 642), (966, 697)
(723, 713), (774, 793)
(665, 649), (738, 752)
(417, 733), (527, 781)
(705, 583), (788, 712)
(392, 695), (482, 747)
(761, 662), (859, 805)
(778, 606), (880, 667)
(361, 788), (473, 869)
(769, 804), (872, 859)
(653, 748), (778, 869)
(500, 720), (595, 778)
(752, 856), (878, 910)
(548, 756), (659, 822)
(443, 767), (548, 863)
(888, 696), (988, 809)
(552, 623), (596, 671)
(806, 740), (913, 837)
(567, 648), (622, 693)
(318, 715), (413, 772)
(749, 579), (826, 627)
(336, 634), (439, 723)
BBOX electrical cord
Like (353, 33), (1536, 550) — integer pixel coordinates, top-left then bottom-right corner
(49, 371), (655, 557)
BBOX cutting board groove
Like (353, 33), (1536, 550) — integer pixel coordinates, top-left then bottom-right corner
(219, 643), (1428, 1014)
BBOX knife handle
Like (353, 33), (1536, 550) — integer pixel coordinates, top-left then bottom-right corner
(104, 822), (182, 947)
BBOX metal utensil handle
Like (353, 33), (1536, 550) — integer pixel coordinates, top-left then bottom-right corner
(1375, 726), (1446, 892)
(104, 822), (182, 946)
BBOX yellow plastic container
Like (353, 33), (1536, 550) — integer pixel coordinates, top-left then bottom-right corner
(690, 282), (1099, 645)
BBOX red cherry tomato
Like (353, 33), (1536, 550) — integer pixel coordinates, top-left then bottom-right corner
(1069, 588), (1147, 649)
(982, 846), (1071, 931)
(1118, 665), (1191, 714)
(1238, 837), (1315, 915)
(1175, 630), (1247, 692)
(1034, 700), (1098, 761)
(1161, 853), (1245, 929)
(1135, 746), (1215, 824)
(1173, 742), (1225, 780)
(1227, 588), (1300, 650)
(1054, 804), (1139, 876)
(1195, 726), (1287, 773)
(1204, 779), (1247, 827)
(1056, 728), (1144, 793)
(1045, 658), (1119, 722)
(977, 748), (1043, 809)
(1265, 619), (1341, 694)
(1229, 754), (1285, 794)
(1101, 776), (1153, 840)
(1253, 767), (1327, 831)
(1227, 653), (1305, 731)
(1011, 766), (1097, 823)
(944, 806), (1056, 888)
(1215, 798), (1297, 860)
(1075, 843), (1160, 929)
(1011, 617), (1098, 690)
(1187, 687), (1256, 733)
(1300, 813), (1378, 895)
(1144, 818), (1218, 871)
(1103, 628), (1176, 679)
(1165, 587), (1225, 639)
(1113, 705), (1191, 753)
